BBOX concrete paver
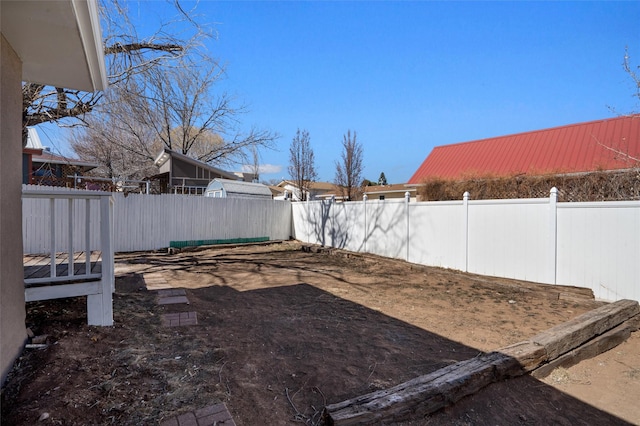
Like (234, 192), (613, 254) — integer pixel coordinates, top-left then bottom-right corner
(161, 311), (198, 327)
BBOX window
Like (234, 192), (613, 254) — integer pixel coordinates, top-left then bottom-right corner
(379, 195), (385, 200)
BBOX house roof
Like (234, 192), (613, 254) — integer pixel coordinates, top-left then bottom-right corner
(364, 184), (415, 195)
(25, 127), (98, 171)
(205, 178), (272, 198)
(408, 115), (640, 184)
(277, 180), (338, 192)
(2, 0), (107, 92)
(154, 148), (239, 181)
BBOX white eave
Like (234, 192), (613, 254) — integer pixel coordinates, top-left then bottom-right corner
(2, 0), (107, 92)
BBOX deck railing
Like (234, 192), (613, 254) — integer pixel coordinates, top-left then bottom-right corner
(22, 186), (114, 326)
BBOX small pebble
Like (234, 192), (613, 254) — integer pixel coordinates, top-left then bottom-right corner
(508, 300), (516, 304)
(39, 412), (49, 421)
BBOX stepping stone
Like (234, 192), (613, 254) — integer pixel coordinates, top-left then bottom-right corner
(158, 289), (187, 297)
(157, 295), (190, 305)
(160, 403), (235, 426)
(161, 312), (198, 327)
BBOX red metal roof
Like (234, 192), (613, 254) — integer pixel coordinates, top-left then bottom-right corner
(408, 115), (640, 184)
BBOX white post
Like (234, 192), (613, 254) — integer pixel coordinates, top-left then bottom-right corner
(305, 194), (310, 243)
(548, 187), (558, 285)
(68, 198), (74, 277)
(330, 195), (336, 248)
(85, 199), (91, 274)
(50, 198), (56, 278)
(88, 195), (114, 326)
(405, 191), (410, 261)
(363, 194), (368, 253)
(463, 191), (470, 272)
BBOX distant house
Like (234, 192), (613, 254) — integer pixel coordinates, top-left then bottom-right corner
(204, 178), (273, 200)
(22, 127), (98, 186)
(275, 180), (340, 201)
(151, 148), (239, 195)
(408, 115), (640, 185)
(363, 184), (416, 201)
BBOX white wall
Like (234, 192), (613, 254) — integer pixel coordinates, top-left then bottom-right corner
(292, 193), (640, 302)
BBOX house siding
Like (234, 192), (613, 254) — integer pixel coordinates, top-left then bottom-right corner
(1, 33), (27, 384)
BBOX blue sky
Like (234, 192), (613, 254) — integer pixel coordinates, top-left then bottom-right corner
(46, 1), (640, 184)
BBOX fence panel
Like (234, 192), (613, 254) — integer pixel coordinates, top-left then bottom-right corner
(408, 201), (466, 270)
(467, 199), (551, 283)
(365, 200), (408, 260)
(112, 193), (292, 252)
(557, 202), (640, 301)
(331, 202), (366, 252)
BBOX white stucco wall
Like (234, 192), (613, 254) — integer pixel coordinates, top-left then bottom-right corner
(0, 32), (28, 384)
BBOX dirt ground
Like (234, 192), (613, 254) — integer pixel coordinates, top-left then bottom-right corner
(2, 241), (639, 425)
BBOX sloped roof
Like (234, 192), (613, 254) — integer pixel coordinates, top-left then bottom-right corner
(205, 178), (272, 198)
(277, 180), (338, 191)
(154, 148), (239, 181)
(408, 115), (640, 184)
(364, 183), (415, 195)
(25, 127), (98, 171)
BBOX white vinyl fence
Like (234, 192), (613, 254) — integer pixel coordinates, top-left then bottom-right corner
(292, 190), (640, 302)
(23, 186), (293, 253)
(23, 185), (640, 302)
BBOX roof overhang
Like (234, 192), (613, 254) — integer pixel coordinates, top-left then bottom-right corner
(154, 148), (240, 181)
(2, 0), (107, 92)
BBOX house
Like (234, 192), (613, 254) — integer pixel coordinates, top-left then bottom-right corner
(23, 127), (98, 186)
(151, 148), (240, 194)
(204, 178), (273, 200)
(408, 115), (640, 185)
(275, 180), (340, 201)
(1, 0), (107, 384)
(363, 184), (417, 201)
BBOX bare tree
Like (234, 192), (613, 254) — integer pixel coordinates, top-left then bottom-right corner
(69, 88), (162, 181)
(69, 1), (277, 179)
(22, 0), (205, 144)
(335, 130), (364, 201)
(623, 47), (640, 113)
(288, 129), (317, 201)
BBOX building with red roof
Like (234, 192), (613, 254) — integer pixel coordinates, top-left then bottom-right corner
(408, 115), (640, 184)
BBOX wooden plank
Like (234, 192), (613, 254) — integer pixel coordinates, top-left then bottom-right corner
(531, 316), (640, 379)
(325, 300), (640, 425)
(530, 299), (639, 360)
(326, 353), (516, 425)
(495, 341), (546, 374)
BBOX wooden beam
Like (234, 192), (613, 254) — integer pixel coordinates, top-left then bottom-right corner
(529, 299), (639, 360)
(325, 299), (639, 425)
(532, 316), (640, 379)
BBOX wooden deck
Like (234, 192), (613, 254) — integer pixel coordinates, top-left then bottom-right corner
(24, 251), (102, 286)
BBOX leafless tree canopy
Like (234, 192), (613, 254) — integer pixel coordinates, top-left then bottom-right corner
(334, 130), (364, 201)
(21, 0), (202, 144)
(63, 0), (277, 180)
(288, 129), (317, 201)
(623, 46), (640, 113)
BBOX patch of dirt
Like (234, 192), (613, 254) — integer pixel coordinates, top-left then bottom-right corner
(2, 241), (638, 425)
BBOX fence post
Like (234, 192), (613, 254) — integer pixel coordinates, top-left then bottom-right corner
(463, 191), (470, 272)
(549, 187), (558, 285)
(405, 191), (410, 261)
(363, 194), (368, 253)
